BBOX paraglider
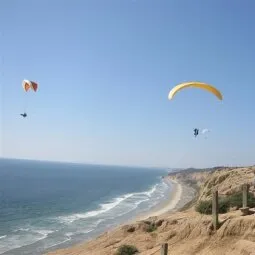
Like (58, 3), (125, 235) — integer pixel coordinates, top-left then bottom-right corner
(168, 81), (223, 101)
(192, 128), (210, 138)
(168, 81), (222, 137)
(21, 79), (38, 118)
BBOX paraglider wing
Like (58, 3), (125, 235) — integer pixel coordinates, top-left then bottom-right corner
(22, 80), (38, 92)
(168, 82), (223, 100)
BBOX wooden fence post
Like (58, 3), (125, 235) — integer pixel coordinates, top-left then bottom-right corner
(240, 184), (250, 215)
(161, 243), (168, 255)
(212, 189), (219, 230)
(242, 184), (249, 208)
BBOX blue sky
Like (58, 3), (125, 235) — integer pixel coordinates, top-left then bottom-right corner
(1, 0), (255, 168)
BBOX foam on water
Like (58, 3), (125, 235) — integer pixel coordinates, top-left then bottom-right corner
(0, 228), (54, 254)
(58, 194), (133, 224)
(57, 181), (165, 225)
(46, 236), (71, 249)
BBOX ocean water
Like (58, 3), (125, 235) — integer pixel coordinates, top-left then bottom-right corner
(0, 159), (171, 255)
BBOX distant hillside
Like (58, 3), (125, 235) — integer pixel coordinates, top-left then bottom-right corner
(168, 166), (226, 175)
(198, 166), (255, 201)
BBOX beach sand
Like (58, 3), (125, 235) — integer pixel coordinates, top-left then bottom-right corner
(135, 178), (183, 221)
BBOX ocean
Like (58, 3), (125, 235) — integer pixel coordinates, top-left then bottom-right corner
(0, 159), (171, 255)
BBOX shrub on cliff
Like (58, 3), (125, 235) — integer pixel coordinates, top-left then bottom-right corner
(228, 192), (255, 209)
(196, 198), (230, 214)
(115, 245), (139, 255)
(142, 220), (159, 232)
(195, 192), (255, 214)
(195, 200), (212, 214)
(145, 223), (157, 232)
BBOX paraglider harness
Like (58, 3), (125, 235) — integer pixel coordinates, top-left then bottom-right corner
(194, 128), (199, 137)
(20, 113), (27, 118)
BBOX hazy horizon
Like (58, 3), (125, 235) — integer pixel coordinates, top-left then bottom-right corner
(0, 156), (249, 170)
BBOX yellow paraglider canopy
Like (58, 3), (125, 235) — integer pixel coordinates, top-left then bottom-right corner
(168, 81), (223, 100)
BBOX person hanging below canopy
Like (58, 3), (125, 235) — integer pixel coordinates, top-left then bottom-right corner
(194, 128), (199, 137)
(20, 113), (27, 118)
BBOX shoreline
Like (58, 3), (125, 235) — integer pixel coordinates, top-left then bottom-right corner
(134, 178), (183, 222)
(46, 177), (197, 255)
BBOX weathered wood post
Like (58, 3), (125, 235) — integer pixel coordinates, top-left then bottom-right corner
(242, 184), (249, 208)
(240, 184), (250, 215)
(212, 188), (219, 230)
(161, 243), (168, 255)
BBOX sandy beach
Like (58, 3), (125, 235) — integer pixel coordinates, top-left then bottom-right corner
(135, 178), (184, 221)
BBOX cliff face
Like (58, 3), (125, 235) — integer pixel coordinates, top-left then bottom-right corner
(170, 166), (255, 201)
(168, 169), (211, 188)
(46, 166), (255, 255)
(198, 166), (255, 201)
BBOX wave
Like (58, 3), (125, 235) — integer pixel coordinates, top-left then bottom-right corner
(57, 180), (169, 225)
(106, 197), (150, 219)
(13, 228), (30, 232)
(58, 194), (133, 224)
(0, 227), (54, 254)
(13, 227), (54, 235)
(45, 236), (71, 249)
(144, 184), (158, 197)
